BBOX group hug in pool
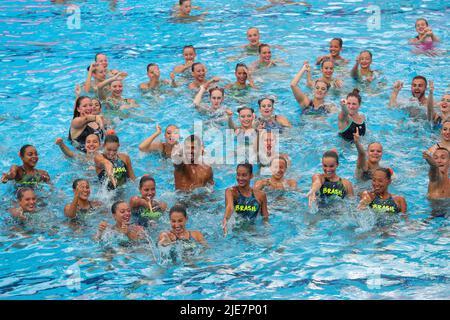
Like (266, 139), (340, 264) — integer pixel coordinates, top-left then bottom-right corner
(1, 16), (449, 248)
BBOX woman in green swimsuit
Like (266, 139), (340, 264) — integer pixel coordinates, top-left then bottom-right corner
(64, 179), (102, 220)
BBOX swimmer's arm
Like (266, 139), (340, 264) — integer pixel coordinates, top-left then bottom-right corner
(307, 174), (323, 207)
(96, 73), (122, 90)
(84, 63), (95, 93)
(272, 44), (288, 52)
(389, 81), (403, 107)
(290, 67), (309, 107)
(123, 154), (136, 181)
(354, 137), (367, 177)
(288, 179), (298, 190)
(395, 196), (407, 214)
(426, 80), (435, 122)
(71, 115), (100, 130)
(129, 196), (147, 210)
(350, 59), (359, 80)
(423, 152), (441, 183)
(2, 165), (20, 183)
(158, 232), (173, 246)
(38, 170), (51, 183)
(253, 179), (266, 191)
(260, 192), (269, 223)
(344, 179), (355, 197)
(338, 100), (350, 127)
(10, 208), (26, 221)
(192, 231), (208, 247)
(64, 192), (80, 219)
(276, 115), (292, 127)
(94, 154), (115, 186)
(138, 127), (163, 152)
(227, 114), (237, 130)
(222, 188), (235, 235)
(95, 221), (109, 241)
(193, 85), (206, 107)
(207, 167), (214, 186)
(357, 191), (372, 210)
(55, 138), (75, 158)
(306, 71), (313, 88)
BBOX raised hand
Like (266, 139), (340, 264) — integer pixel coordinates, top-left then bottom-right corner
(393, 80), (403, 92)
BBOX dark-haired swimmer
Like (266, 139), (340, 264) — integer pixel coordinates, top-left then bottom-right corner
(338, 89), (366, 142)
(358, 168), (407, 214)
(316, 38), (348, 66)
(409, 18), (440, 54)
(307, 58), (343, 89)
(55, 134), (100, 161)
(105, 79), (138, 110)
(249, 44), (287, 72)
(170, 45), (197, 79)
(223, 163), (269, 235)
(225, 63), (256, 90)
(2, 145), (50, 187)
(188, 62), (220, 90)
(254, 97), (291, 130)
(307, 150), (354, 208)
(64, 179), (102, 219)
(139, 63), (175, 91)
(389, 76), (428, 107)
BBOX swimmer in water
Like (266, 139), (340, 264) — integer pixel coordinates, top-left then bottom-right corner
(389, 76), (428, 107)
(254, 97), (291, 131)
(130, 175), (167, 227)
(188, 62), (220, 90)
(224, 63), (256, 90)
(353, 128), (386, 181)
(350, 50), (375, 83)
(104, 79), (138, 110)
(428, 120), (450, 154)
(172, 135), (214, 191)
(68, 96), (105, 153)
(175, 0), (207, 19)
(316, 38), (348, 66)
(254, 156), (297, 191)
(409, 18), (440, 54)
(2, 145), (50, 187)
(426, 81), (449, 129)
(290, 61), (337, 114)
(170, 45), (197, 79)
(423, 148), (450, 199)
(94, 53), (128, 79)
(159, 204), (206, 246)
(358, 168), (407, 214)
(193, 86), (227, 113)
(95, 134), (136, 190)
(55, 134), (100, 161)
(257, 130), (289, 173)
(138, 124), (180, 158)
(338, 89), (366, 142)
(9, 187), (37, 222)
(223, 163), (269, 235)
(227, 106), (257, 133)
(249, 44), (287, 72)
(307, 150), (354, 208)
(307, 58), (343, 89)
(139, 63), (175, 91)
(96, 201), (146, 241)
(64, 179), (102, 219)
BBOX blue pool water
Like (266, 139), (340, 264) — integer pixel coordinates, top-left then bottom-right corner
(0, 0), (449, 299)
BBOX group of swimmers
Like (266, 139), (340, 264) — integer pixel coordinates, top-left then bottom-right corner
(1, 14), (449, 250)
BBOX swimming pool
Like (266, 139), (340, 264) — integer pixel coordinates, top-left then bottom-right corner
(0, 0), (449, 299)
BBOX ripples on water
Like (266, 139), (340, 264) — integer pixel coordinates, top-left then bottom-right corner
(0, 0), (449, 299)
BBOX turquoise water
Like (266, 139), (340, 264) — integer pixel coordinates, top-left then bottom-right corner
(0, 0), (449, 299)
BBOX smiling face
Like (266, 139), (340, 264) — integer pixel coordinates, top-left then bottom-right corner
(170, 211), (187, 234)
(93, 66), (106, 81)
(313, 80), (328, 100)
(21, 146), (39, 168)
(415, 19), (428, 35)
(371, 170), (390, 195)
(270, 158), (287, 179)
(321, 61), (334, 79)
(192, 64), (206, 82)
(77, 97), (93, 117)
(180, 0), (192, 16)
(259, 46), (271, 63)
(433, 149), (450, 171)
(439, 95), (450, 114)
(346, 96), (360, 116)
(322, 157), (338, 178)
(239, 109), (255, 129)
(259, 99), (274, 117)
(75, 180), (91, 201)
(329, 39), (341, 57)
(85, 134), (100, 153)
(367, 143), (383, 164)
(96, 54), (108, 69)
(91, 99), (101, 115)
(441, 122), (450, 142)
(104, 141), (119, 160)
(165, 125), (180, 145)
(359, 51), (372, 69)
(110, 80), (123, 97)
(411, 78), (426, 99)
(209, 89), (224, 108)
(235, 66), (248, 84)
(247, 28), (260, 46)
(140, 180), (156, 200)
(236, 165), (252, 188)
(147, 65), (160, 79)
(19, 190), (37, 213)
(183, 47), (196, 63)
(113, 202), (131, 225)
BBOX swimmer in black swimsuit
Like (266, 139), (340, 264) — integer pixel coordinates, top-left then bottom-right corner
(338, 89), (366, 142)
(223, 163), (269, 235)
(64, 179), (102, 219)
(358, 168), (407, 214)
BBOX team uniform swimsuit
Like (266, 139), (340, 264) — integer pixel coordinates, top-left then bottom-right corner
(233, 188), (261, 220)
(368, 194), (400, 214)
(302, 100), (329, 115)
(318, 177), (347, 206)
(69, 124), (104, 153)
(258, 116), (284, 132)
(98, 157), (129, 190)
(339, 119), (366, 142)
(133, 200), (164, 227)
(15, 167), (46, 188)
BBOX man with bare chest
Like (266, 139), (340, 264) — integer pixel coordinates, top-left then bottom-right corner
(173, 135), (214, 191)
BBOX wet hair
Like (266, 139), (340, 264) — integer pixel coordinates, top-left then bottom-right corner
(72, 178), (89, 190)
(415, 18), (428, 27)
(247, 27), (259, 33)
(235, 63), (248, 72)
(258, 43), (270, 53)
(322, 150), (339, 165)
(331, 38), (343, 48)
(139, 175), (156, 189)
(17, 187), (34, 201)
(360, 50), (372, 59)
(183, 45), (195, 53)
(237, 163), (253, 175)
(104, 134), (119, 145)
(209, 87), (224, 97)
(375, 168), (392, 180)
(92, 98), (102, 110)
(169, 204), (187, 218)
(412, 75), (427, 86)
(258, 97), (275, 107)
(368, 142), (383, 150)
(237, 106), (255, 114)
(94, 53), (106, 62)
(184, 134), (202, 146)
(111, 200), (126, 214)
(435, 147), (450, 158)
(19, 144), (34, 157)
(191, 62), (203, 72)
(179, 0), (190, 5)
(73, 96), (91, 118)
(347, 88), (362, 105)
(314, 79), (331, 91)
(271, 156), (288, 167)
(320, 58), (334, 69)
(165, 124), (179, 133)
(146, 63), (157, 72)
